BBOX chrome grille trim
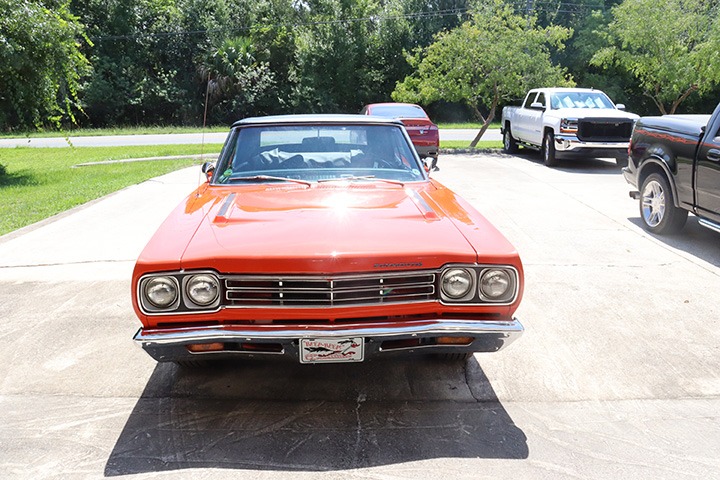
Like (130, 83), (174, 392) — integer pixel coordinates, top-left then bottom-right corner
(223, 271), (437, 308)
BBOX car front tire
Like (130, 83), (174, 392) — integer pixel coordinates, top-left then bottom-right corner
(639, 173), (688, 234)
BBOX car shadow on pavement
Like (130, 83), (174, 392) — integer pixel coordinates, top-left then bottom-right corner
(627, 216), (720, 267)
(509, 150), (622, 173)
(104, 355), (528, 475)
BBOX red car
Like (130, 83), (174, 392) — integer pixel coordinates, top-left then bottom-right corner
(361, 103), (440, 167)
(132, 115), (523, 366)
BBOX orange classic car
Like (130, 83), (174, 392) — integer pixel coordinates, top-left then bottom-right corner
(132, 115), (524, 366)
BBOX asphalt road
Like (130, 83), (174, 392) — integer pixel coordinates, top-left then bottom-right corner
(0, 129), (499, 148)
(1, 152), (718, 479)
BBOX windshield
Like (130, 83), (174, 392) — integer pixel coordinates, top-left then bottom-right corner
(214, 124), (425, 184)
(550, 92), (615, 109)
(368, 105), (428, 119)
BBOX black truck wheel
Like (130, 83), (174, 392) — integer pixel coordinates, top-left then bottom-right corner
(542, 131), (558, 167)
(639, 173), (688, 234)
(503, 126), (519, 154)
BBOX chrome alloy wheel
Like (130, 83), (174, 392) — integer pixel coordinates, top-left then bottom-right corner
(641, 179), (666, 227)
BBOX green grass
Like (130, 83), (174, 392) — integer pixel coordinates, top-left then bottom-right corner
(436, 122), (501, 130)
(2, 123), (501, 139)
(0, 125), (229, 139)
(0, 144), (222, 236)
(441, 140), (503, 149)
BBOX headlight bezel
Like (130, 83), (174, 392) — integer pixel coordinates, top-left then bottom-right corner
(440, 268), (475, 301)
(560, 118), (579, 133)
(183, 273), (221, 309)
(142, 275), (180, 310)
(138, 270), (222, 315)
(439, 264), (519, 305)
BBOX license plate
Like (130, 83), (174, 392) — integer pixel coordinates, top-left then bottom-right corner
(299, 337), (364, 364)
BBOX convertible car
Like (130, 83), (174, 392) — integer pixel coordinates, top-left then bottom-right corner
(132, 115), (524, 366)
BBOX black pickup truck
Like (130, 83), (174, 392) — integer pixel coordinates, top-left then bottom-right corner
(623, 102), (720, 235)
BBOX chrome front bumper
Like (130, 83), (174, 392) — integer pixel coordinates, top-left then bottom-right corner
(554, 134), (628, 154)
(134, 318), (523, 362)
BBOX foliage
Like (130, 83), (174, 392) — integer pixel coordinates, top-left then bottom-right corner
(200, 36), (276, 122)
(393, 0), (573, 146)
(591, 0), (720, 114)
(0, 0), (91, 131)
(5, 0), (720, 130)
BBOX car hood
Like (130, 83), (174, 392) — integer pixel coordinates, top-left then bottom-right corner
(136, 181), (519, 275)
(548, 108), (639, 120)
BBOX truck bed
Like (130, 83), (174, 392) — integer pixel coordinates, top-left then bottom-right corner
(635, 115), (710, 138)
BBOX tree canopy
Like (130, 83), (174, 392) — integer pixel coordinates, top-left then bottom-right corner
(592, 0), (720, 114)
(392, 0), (573, 145)
(3, 0), (720, 131)
(0, 0), (90, 130)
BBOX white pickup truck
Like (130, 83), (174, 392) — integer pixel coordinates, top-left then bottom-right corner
(501, 87), (639, 167)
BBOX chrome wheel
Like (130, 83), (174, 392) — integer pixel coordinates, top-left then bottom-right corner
(638, 173), (687, 234)
(641, 179), (665, 227)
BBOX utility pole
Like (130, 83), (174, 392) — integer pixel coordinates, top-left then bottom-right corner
(526, 0), (534, 27)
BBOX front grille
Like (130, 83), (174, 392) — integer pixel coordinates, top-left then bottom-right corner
(577, 118), (633, 142)
(224, 272), (436, 307)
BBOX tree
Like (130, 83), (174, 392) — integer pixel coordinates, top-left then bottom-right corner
(199, 36), (276, 123)
(592, 0), (720, 114)
(392, 0), (573, 146)
(0, 0), (91, 130)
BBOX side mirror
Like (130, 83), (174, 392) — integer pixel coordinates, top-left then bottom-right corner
(530, 102), (545, 110)
(423, 157), (439, 173)
(201, 162), (215, 182)
(616, 104), (626, 111)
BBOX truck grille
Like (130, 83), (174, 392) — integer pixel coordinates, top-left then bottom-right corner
(577, 118), (634, 142)
(224, 272), (436, 307)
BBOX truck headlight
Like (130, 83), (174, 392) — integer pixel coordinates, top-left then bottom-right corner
(560, 118), (578, 133)
(144, 276), (179, 308)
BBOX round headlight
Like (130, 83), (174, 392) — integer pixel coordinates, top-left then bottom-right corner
(186, 274), (219, 306)
(144, 277), (178, 308)
(441, 268), (473, 299)
(479, 269), (512, 300)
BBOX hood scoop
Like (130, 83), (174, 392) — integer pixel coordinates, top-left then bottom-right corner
(214, 193), (236, 224)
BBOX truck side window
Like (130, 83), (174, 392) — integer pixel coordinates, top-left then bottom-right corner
(523, 93), (537, 109)
(536, 93), (547, 109)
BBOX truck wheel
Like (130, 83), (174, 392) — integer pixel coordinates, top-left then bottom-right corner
(503, 127), (519, 154)
(639, 173), (688, 234)
(542, 132), (558, 167)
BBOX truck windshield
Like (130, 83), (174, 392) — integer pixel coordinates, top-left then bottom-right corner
(550, 92), (614, 110)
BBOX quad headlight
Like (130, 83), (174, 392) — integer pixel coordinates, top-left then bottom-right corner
(479, 269), (513, 301)
(439, 265), (518, 304)
(185, 274), (220, 306)
(440, 268), (474, 300)
(144, 276), (179, 308)
(139, 271), (221, 314)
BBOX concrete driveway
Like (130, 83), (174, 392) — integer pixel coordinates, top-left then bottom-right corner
(0, 152), (718, 479)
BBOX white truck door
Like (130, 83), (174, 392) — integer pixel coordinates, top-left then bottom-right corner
(526, 92), (547, 146)
(513, 92), (538, 142)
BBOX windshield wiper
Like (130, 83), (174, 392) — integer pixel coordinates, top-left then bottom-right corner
(228, 175), (312, 187)
(317, 175), (405, 187)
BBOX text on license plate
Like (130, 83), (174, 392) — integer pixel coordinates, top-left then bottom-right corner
(300, 337), (364, 364)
